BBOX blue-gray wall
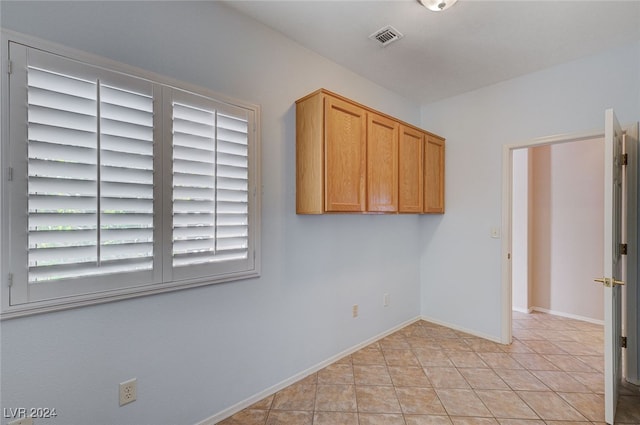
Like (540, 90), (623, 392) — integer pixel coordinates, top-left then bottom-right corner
(1, 2), (423, 424)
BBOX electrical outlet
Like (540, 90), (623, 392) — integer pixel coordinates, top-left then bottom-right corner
(119, 378), (137, 406)
(352, 304), (359, 318)
(8, 418), (33, 425)
(383, 293), (390, 307)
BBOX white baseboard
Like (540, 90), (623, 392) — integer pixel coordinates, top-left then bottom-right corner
(196, 315), (421, 425)
(530, 306), (604, 326)
(513, 307), (533, 314)
(420, 315), (502, 344)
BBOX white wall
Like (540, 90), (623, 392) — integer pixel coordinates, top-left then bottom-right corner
(512, 148), (530, 313)
(530, 140), (604, 322)
(0, 2), (425, 424)
(420, 40), (640, 338)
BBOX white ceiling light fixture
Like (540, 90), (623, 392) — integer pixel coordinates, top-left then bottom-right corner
(418, 0), (458, 12)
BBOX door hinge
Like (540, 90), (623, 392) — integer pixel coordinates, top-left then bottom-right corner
(621, 336), (627, 349)
(621, 153), (628, 166)
(620, 243), (628, 255)
(7, 60), (12, 75)
(7, 273), (13, 288)
(8, 167), (13, 182)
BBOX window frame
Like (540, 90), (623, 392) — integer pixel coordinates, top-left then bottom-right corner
(1, 31), (261, 319)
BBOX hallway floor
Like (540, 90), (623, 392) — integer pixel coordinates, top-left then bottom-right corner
(219, 311), (640, 425)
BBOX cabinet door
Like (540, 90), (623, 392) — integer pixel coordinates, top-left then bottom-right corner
(399, 126), (424, 213)
(324, 96), (367, 212)
(367, 112), (399, 212)
(424, 136), (445, 213)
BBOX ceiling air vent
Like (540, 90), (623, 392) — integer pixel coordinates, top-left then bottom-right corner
(369, 25), (404, 47)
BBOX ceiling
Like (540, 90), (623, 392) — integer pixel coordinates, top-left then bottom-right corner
(224, 0), (640, 104)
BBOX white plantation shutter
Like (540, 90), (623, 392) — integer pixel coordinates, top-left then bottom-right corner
(26, 65), (155, 284)
(5, 40), (258, 314)
(7, 45), (160, 306)
(169, 90), (252, 280)
(172, 102), (217, 266)
(99, 84), (155, 272)
(27, 66), (100, 282)
(216, 113), (250, 260)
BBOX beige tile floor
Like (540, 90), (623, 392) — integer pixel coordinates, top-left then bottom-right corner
(219, 311), (640, 425)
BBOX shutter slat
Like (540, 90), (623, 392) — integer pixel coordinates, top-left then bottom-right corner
(218, 127), (248, 146)
(28, 67), (96, 100)
(29, 244), (97, 267)
(217, 237), (248, 252)
(217, 203), (248, 215)
(173, 213), (215, 227)
(101, 150), (153, 171)
(173, 238), (215, 255)
(173, 250), (247, 267)
(173, 103), (215, 124)
(217, 177), (248, 192)
(101, 227), (153, 244)
(174, 120), (215, 140)
(173, 145), (215, 162)
(101, 84), (153, 113)
(29, 195), (96, 213)
(101, 242), (153, 261)
(29, 158), (96, 180)
(217, 113), (248, 133)
(101, 181), (153, 199)
(216, 226), (248, 238)
(29, 140), (97, 165)
(29, 213), (97, 230)
(28, 86), (96, 116)
(173, 158), (214, 175)
(174, 172), (215, 189)
(218, 152), (247, 169)
(173, 200), (215, 213)
(29, 258), (152, 283)
(101, 165), (153, 185)
(173, 132), (216, 151)
(101, 134), (153, 155)
(30, 123), (97, 149)
(173, 226), (215, 240)
(173, 186), (215, 201)
(101, 102), (153, 127)
(217, 142), (248, 158)
(101, 117), (153, 141)
(217, 189), (248, 203)
(29, 228), (97, 248)
(29, 176), (97, 196)
(101, 212), (153, 228)
(29, 104), (97, 133)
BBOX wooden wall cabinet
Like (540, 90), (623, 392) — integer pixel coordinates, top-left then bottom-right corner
(367, 112), (399, 212)
(424, 136), (445, 213)
(399, 125), (424, 213)
(296, 89), (444, 214)
(324, 96), (367, 212)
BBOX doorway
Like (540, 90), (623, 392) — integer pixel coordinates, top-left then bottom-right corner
(501, 125), (639, 386)
(511, 139), (605, 324)
(501, 131), (607, 347)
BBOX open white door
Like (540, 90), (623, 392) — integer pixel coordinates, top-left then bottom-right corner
(600, 109), (625, 424)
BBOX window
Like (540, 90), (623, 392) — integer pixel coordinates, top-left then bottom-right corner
(2, 38), (260, 317)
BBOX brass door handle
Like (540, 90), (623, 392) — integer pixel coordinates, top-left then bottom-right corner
(594, 277), (625, 287)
